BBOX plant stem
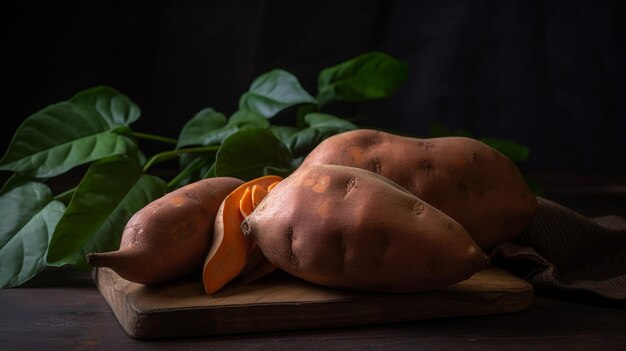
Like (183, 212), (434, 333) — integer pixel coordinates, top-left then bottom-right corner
(133, 132), (178, 145)
(54, 187), (77, 205)
(143, 146), (220, 173)
(166, 156), (210, 190)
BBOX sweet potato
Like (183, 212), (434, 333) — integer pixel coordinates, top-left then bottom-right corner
(299, 129), (537, 248)
(242, 164), (489, 293)
(86, 177), (244, 284)
(202, 175), (282, 294)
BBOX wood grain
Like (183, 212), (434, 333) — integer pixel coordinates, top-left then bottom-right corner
(93, 267), (533, 339)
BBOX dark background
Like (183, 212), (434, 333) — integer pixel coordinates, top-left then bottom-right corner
(2, 0), (624, 175)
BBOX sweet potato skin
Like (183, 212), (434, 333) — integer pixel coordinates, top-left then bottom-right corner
(299, 129), (538, 248)
(243, 165), (488, 293)
(88, 177), (244, 284)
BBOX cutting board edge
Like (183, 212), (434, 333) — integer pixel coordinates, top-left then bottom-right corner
(93, 267), (533, 340)
(129, 289), (534, 340)
(93, 268), (146, 338)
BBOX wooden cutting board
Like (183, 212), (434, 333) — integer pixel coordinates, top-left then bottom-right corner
(93, 267), (533, 339)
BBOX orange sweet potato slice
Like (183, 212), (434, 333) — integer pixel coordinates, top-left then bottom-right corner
(239, 187), (254, 218)
(267, 181), (280, 192)
(202, 175), (282, 295)
(251, 184), (268, 209)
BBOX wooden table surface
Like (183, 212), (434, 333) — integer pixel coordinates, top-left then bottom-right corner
(1, 173), (625, 350)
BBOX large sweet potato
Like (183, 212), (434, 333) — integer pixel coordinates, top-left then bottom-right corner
(299, 129), (537, 248)
(242, 164), (488, 293)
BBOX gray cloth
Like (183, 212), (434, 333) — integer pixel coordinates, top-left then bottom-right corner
(491, 197), (626, 303)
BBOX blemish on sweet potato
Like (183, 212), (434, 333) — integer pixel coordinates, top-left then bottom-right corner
(370, 158), (382, 174)
(363, 133), (382, 147)
(287, 227), (299, 267)
(317, 199), (332, 217)
(418, 141), (435, 151)
(347, 145), (366, 164)
(413, 201), (424, 216)
(240, 219), (252, 237)
(312, 175), (331, 193)
(172, 221), (196, 240)
(345, 177), (358, 197)
(421, 159), (434, 176)
(405, 179), (419, 195)
(170, 196), (185, 207)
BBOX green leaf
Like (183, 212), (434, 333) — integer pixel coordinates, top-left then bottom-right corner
(54, 187), (76, 207)
(143, 145), (219, 174)
(46, 157), (167, 268)
(1, 173), (41, 195)
(270, 113), (357, 158)
(269, 125), (300, 147)
(229, 109), (271, 128)
(215, 128), (292, 180)
(177, 108), (228, 148)
(295, 103), (318, 126)
(178, 152), (215, 173)
(0, 101), (138, 178)
(480, 137), (530, 163)
(305, 113), (358, 131)
(0, 182), (66, 288)
(177, 108), (269, 149)
(317, 51), (408, 105)
(289, 128), (329, 158)
(429, 122), (474, 138)
(239, 69), (317, 118)
(170, 153), (216, 189)
(428, 122), (452, 138)
(203, 162), (217, 178)
(111, 125), (146, 166)
(429, 123), (529, 163)
(263, 165), (294, 178)
(70, 86), (141, 127)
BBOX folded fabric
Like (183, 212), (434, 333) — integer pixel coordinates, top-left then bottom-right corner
(490, 197), (626, 304)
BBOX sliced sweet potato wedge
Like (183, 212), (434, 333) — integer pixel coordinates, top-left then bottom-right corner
(202, 175), (282, 295)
